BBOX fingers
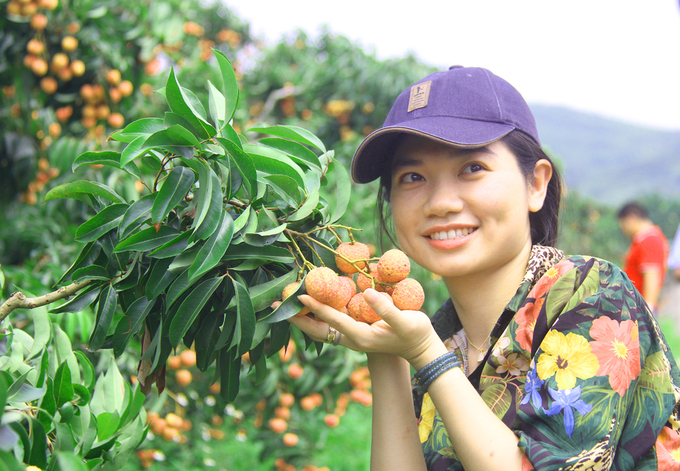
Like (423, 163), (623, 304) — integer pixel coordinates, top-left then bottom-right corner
(362, 288), (407, 329)
(286, 312), (328, 343)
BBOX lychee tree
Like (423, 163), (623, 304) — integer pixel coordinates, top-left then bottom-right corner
(0, 47), (382, 469)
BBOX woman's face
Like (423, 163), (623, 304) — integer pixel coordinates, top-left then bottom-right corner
(389, 135), (549, 282)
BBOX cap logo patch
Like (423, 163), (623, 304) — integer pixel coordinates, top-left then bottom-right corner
(408, 81), (431, 112)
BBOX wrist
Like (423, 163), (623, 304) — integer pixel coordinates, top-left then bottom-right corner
(408, 339), (449, 371)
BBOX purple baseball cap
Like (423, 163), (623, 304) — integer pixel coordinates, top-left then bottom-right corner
(351, 66), (540, 183)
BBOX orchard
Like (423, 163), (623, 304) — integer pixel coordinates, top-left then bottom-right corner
(3, 2), (680, 471)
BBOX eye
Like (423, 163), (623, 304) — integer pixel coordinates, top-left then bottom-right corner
(461, 163), (484, 174)
(398, 172), (424, 183)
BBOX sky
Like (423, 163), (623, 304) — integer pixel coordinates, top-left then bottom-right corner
(228, 0), (680, 131)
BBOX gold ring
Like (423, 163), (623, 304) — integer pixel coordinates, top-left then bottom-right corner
(326, 326), (337, 344)
(332, 330), (342, 346)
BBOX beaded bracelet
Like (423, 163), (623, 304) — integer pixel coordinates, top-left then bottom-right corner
(414, 351), (461, 392)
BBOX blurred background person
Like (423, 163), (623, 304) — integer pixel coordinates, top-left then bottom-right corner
(618, 202), (669, 312)
(669, 224), (680, 281)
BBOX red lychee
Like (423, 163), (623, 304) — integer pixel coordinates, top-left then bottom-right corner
(347, 293), (381, 324)
(329, 275), (355, 310)
(377, 249), (410, 283)
(335, 242), (370, 274)
(391, 278), (425, 311)
(304, 267), (340, 304)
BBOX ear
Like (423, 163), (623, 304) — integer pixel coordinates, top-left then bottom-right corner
(528, 159), (553, 213)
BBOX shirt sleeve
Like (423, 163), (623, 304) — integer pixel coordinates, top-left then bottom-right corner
(514, 257), (680, 470)
(637, 230), (668, 273)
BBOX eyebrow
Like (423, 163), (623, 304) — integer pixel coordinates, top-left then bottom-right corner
(391, 145), (496, 170)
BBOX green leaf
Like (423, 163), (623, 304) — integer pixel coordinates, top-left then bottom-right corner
(214, 49), (239, 122)
(144, 124), (201, 148)
(263, 174), (303, 207)
(71, 265), (110, 283)
(55, 451), (88, 471)
(53, 325), (80, 383)
(114, 225), (180, 252)
(75, 203), (129, 243)
(165, 66), (215, 139)
(50, 284), (103, 314)
(96, 411), (120, 441)
(247, 123), (327, 154)
(321, 157), (352, 223)
(217, 137), (256, 198)
(120, 135), (150, 168)
(109, 117), (165, 143)
(88, 285), (118, 352)
(218, 347), (241, 402)
(287, 188), (320, 222)
(57, 242), (100, 284)
(112, 296), (155, 357)
(74, 351), (95, 390)
(259, 137), (322, 171)
(44, 181), (125, 204)
(145, 258), (179, 299)
(27, 306), (51, 361)
(188, 211), (234, 282)
(223, 244), (295, 264)
(168, 277), (224, 346)
(165, 269), (191, 308)
(151, 166), (195, 224)
(118, 193), (156, 239)
(148, 231), (192, 259)
(193, 159), (214, 235)
(0, 373), (8, 424)
(192, 168), (224, 241)
(72, 384), (90, 405)
(231, 278), (255, 356)
(243, 143), (306, 188)
(208, 81), (226, 129)
(195, 312), (223, 371)
(244, 223), (287, 247)
(27, 418), (47, 469)
(53, 361), (75, 408)
(72, 151), (141, 178)
(249, 269), (299, 313)
(0, 450), (26, 471)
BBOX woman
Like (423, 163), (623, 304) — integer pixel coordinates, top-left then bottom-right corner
(288, 66), (680, 470)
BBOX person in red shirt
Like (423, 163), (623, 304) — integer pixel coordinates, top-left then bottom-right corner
(618, 202), (669, 311)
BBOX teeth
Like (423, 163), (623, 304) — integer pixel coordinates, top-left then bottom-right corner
(431, 228), (475, 240)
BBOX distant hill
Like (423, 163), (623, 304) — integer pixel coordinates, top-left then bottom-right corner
(529, 104), (680, 205)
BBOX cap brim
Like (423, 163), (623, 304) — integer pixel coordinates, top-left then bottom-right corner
(351, 117), (515, 183)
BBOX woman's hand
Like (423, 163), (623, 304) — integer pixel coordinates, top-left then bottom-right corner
(287, 288), (448, 369)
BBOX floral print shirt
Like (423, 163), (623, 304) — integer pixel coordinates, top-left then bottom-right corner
(413, 245), (680, 470)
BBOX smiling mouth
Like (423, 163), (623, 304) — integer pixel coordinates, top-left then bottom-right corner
(428, 227), (477, 241)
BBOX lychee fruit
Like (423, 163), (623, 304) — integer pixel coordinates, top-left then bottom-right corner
(377, 249), (410, 283)
(328, 275), (354, 310)
(391, 278), (425, 311)
(335, 242), (370, 274)
(347, 293), (381, 324)
(357, 262), (392, 293)
(357, 263), (378, 292)
(304, 267), (340, 304)
(281, 281), (309, 317)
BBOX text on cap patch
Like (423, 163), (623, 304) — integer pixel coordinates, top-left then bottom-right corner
(408, 81), (431, 112)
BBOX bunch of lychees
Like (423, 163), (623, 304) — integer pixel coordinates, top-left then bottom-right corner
(282, 242), (425, 324)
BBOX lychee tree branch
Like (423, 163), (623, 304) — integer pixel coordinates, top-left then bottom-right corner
(285, 228), (391, 288)
(0, 279), (93, 323)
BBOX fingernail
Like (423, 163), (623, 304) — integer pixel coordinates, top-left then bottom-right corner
(363, 288), (380, 304)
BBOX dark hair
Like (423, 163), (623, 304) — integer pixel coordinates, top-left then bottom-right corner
(617, 202), (648, 220)
(375, 130), (563, 249)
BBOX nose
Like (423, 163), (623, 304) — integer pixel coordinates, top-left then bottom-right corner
(422, 177), (464, 218)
